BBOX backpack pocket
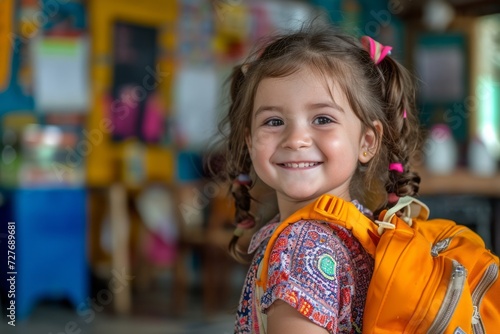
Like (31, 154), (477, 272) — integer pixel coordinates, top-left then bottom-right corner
(425, 259), (471, 334)
(363, 220), (473, 334)
(472, 262), (499, 334)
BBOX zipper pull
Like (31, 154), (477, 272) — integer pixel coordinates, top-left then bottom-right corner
(452, 264), (467, 289)
(472, 306), (480, 325)
(431, 238), (451, 257)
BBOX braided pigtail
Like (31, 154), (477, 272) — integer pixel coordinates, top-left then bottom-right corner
(218, 64), (258, 263)
(377, 55), (421, 204)
(228, 172), (255, 261)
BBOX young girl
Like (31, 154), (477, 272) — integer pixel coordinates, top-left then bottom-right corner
(214, 24), (421, 333)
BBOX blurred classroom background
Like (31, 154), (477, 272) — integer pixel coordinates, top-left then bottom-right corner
(1, 0), (500, 333)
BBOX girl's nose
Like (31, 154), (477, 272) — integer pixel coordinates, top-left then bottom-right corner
(281, 124), (312, 150)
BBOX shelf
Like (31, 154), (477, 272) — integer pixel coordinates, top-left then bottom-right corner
(417, 168), (500, 197)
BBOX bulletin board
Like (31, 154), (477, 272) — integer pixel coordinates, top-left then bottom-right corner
(87, 0), (177, 186)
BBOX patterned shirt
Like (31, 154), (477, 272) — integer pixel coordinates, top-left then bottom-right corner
(234, 201), (374, 333)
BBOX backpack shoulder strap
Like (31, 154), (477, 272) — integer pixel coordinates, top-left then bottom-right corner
(256, 194), (380, 288)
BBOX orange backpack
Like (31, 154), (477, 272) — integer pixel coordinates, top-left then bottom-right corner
(257, 194), (500, 333)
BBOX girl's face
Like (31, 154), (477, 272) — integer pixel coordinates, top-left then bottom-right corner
(246, 66), (377, 217)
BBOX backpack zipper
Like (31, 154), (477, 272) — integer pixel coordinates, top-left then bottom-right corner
(427, 260), (467, 334)
(431, 228), (469, 258)
(471, 263), (499, 334)
(431, 238), (451, 257)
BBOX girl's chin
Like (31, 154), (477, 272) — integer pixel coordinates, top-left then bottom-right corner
(280, 191), (321, 203)
(280, 190), (351, 203)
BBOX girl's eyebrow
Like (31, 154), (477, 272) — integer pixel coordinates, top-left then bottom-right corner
(307, 102), (344, 112)
(254, 102), (345, 116)
(254, 105), (282, 116)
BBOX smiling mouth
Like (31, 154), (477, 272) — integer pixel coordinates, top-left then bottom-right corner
(279, 162), (321, 168)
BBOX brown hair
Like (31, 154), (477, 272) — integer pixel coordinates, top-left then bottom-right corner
(211, 24), (421, 261)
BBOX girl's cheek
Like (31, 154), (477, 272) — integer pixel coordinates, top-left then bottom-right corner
(252, 132), (273, 148)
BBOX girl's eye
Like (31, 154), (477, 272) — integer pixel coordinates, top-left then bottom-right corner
(264, 118), (284, 127)
(313, 116), (335, 125)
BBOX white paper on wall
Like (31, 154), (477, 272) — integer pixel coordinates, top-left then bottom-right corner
(174, 65), (218, 149)
(32, 35), (89, 113)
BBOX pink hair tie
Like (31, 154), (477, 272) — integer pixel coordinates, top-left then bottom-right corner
(387, 192), (399, 204)
(360, 36), (392, 65)
(389, 163), (404, 173)
(238, 218), (255, 229)
(233, 218), (256, 237)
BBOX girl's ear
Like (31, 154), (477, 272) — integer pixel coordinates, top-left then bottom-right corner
(359, 120), (383, 163)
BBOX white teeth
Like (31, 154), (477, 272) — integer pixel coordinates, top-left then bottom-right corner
(283, 162), (317, 168)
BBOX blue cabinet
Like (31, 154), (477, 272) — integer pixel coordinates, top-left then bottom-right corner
(14, 188), (88, 320)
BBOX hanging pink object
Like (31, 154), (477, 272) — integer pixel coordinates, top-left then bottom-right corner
(142, 93), (164, 143)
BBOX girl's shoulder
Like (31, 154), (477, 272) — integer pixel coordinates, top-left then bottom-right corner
(249, 217), (358, 256)
(273, 219), (358, 256)
(248, 198), (373, 255)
